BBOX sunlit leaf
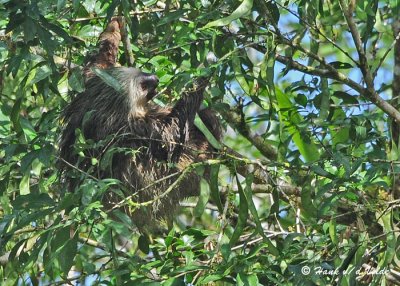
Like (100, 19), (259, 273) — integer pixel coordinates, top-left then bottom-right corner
(276, 89), (320, 162)
(237, 273), (261, 286)
(204, 0), (253, 28)
(194, 179), (210, 217)
(19, 173), (30, 195)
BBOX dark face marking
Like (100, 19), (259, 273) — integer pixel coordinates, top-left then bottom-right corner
(140, 73), (159, 100)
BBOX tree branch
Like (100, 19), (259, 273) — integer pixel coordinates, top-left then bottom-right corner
(119, 17), (135, 67)
(272, 1), (358, 66)
(274, 54), (400, 123)
(218, 107), (277, 160)
(337, 0), (398, 124)
(78, 235), (130, 258)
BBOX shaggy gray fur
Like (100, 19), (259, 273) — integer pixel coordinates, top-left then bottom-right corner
(59, 67), (221, 231)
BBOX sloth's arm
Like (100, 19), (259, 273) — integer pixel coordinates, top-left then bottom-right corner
(167, 77), (209, 161)
(169, 77), (209, 129)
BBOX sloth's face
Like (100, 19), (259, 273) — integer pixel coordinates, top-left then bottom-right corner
(110, 67), (159, 103)
(139, 73), (159, 100)
(124, 67), (159, 101)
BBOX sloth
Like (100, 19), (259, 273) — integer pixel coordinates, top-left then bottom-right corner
(59, 67), (221, 230)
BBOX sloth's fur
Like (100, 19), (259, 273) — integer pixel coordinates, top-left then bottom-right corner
(59, 67), (221, 230)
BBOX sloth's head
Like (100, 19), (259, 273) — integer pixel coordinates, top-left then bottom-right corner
(109, 67), (159, 104)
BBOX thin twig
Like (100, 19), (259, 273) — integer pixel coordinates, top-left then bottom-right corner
(373, 30), (400, 78)
(273, 1), (358, 66)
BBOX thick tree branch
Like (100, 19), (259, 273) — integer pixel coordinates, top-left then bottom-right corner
(223, 149), (301, 196)
(274, 54), (400, 123)
(337, 0), (400, 125)
(339, 0), (376, 91)
(218, 107), (277, 160)
(390, 16), (400, 198)
(256, 14), (400, 124)
(272, 1), (358, 66)
(338, 0), (369, 74)
(392, 20), (400, 138)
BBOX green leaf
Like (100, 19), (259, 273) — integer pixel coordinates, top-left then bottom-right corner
(232, 56), (251, 94)
(158, 10), (187, 26)
(328, 61), (353, 69)
(138, 235), (150, 254)
(310, 165), (333, 178)
(37, 25), (57, 55)
(330, 109), (350, 147)
(260, 48), (276, 98)
(40, 16), (72, 43)
(92, 68), (123, 93)
(10, 97), (23, 135)
(198, 274), (224, 284)
(194, 115), (222, 149)
(182, 228), (214, 238)
(13, 193), (54, 210)
(329, 219), (338, 245)
(20, 150), (39, 174)
(295, 93), (307, 107)
(25, 233), (48, 272)
(245, 242), (270, 260)
(68, 69), (85, 92)
(301, 186), (317, 219)
(57, 0), (66, 11)
(23, 16), (38, 43)
(230, 176), (249, 247)
(276, 89), (320, 162)
(194, 179), (210, 217)
(379, 211), (396, 267)
(361, 0), (378, 44)
(333, 151), (351, 176)
(21, 117), (37, 140)
(243, 175), (279, 255)
(58, 232), (78, 274)
(209, 165), (223, 212)
(9, 239), (27, 261)
(237, 273), (261, 286)
(111, 209), (132, 226)
(332, 91), (358, 104)
(204, 0), (253, 28)
(190, 43), (199, 67)
(7, 49), (26, 77)
(318, 78), (330, 121)
(162, 277), (185, 286)
(9, 208), (54, 237)
(390, 0), (400, 15)
(19, 173), (30, 195)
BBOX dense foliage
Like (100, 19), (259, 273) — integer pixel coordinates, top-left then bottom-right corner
(1, 0), (400, 285)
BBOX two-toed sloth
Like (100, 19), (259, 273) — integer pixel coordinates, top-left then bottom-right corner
(59, 67), (221, 230)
